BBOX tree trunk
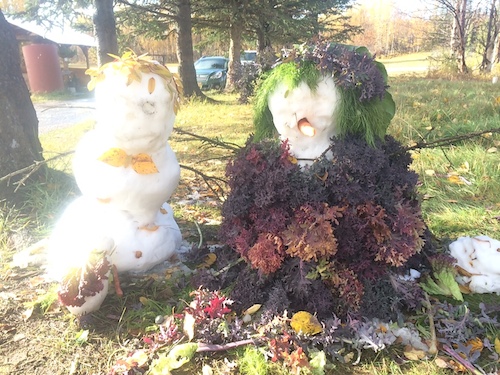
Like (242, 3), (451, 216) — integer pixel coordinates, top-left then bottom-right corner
(226, 17), (243, 91)
(480, 0), (496, 71)
(449, 0), (469, 73)
(176, 0), (204, 98)
(256, 20), (272, 53)
(457, 0), (469, 73)
(93, 0), (119, 66)
(0, 10), (44, 191)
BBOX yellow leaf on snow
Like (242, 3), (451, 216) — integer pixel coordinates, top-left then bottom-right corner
(98, 148), (129, 167)
(290, 311), (322, 335)
(131, 153), (159, 174)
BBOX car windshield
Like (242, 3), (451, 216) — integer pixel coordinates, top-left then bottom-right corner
(195, 58), (226, 70)
(241, 51), (257, 61)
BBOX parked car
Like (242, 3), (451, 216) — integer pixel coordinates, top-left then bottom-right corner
(240, 50), (257, 65)
(194, 56), (229, 90)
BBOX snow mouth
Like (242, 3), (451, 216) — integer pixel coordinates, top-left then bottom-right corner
(297, 118), (316, 137)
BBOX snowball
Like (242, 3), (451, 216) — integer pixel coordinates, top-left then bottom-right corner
(449, 235), (500, 294)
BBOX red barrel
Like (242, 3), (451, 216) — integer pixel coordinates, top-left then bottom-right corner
(22, 43), (64, 93)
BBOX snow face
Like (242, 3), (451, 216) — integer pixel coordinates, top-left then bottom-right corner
(267, 75), (341, 165)
(449, 235), (500, 294)
(94, 67), (177, 154)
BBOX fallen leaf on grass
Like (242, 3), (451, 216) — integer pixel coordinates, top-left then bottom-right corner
(466, 337), (483, 353)
(447, 174), (471, 185)
(290, 311), (322, 335)
(404, 345), (426, 360)
(494, 337), (500, 354)
(196, 253), (217, 269)
(243, 304), (262, 316)
(435, 357), (449, 368)
(74, 329), (89, 344)
(13, 333), (26, 342)
(183, 312), (196, 341)
(487, 147), (497, 153)
(22, 307), (34, 321)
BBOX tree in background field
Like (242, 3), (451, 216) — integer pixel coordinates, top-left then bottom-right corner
(346, 0), (435, 55)
(0, 9), (44, 192)
(479, 0), (499, 72)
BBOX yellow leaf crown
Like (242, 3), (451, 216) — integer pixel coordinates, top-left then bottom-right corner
(85, 50), (182, 114)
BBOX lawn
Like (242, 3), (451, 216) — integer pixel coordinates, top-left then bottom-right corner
(1, 75), (500, 374)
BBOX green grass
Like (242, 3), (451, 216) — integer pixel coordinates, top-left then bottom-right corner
(1, 77), (500, 374)
(388, 77), (500, 240)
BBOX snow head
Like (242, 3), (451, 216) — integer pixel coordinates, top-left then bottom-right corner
(267, 74), (341, 163)
(87, 52), (181, 154)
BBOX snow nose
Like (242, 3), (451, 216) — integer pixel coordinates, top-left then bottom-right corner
(297, 118), (316, 137)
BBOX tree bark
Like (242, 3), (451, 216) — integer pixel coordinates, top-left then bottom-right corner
(176, 0), (204, 98)
(226, 16), (243, 90)
(480, 0), (497, 72)
(0, 10), (44, 190)
(93, 0), (119, 66)
(448, 0), (469, 73)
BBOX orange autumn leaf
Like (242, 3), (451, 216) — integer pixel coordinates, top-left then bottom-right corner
(466, 337), (483, 353)
(131, 153), (159, 174)
(98, 148), (129, 167)
(148, 77), (156, 94)
(139, 224), (159, 232)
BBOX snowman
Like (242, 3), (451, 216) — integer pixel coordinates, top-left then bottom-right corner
(47, 52), (183, 315)
(219, 42), (427, 317)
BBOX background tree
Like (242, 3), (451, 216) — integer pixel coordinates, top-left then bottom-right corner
(94, 0), (118, 65)
(117, 0), (205, 98)
(0, 9), (44, 191)
(479, 0), (498, 71)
